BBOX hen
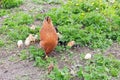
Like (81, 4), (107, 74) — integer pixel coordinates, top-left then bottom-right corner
(39, 16), (58, 58)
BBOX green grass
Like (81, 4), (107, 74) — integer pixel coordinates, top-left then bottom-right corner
(20, 50), (28, 60)
(36, 0), (120, 49)
(0, 40), (4, 47)
(0, 0), (23, 9)
(77, 54), (120, 80)
(0, 9), (10, 17)
(4, 12), (33, 26)
(29, 46), (57, 67)
(6, 25), (40, 41)
(28, 45), (120, 80)
(0, 12), (37, 41)
(48, 66), (71, 80)
(46, 53), (120, 80)
(0, 25), (39, 41)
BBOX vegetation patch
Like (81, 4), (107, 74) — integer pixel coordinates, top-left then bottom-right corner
(48, 67), (71, 80)
(0, 40), (4, 47)
(0, 0), (23, 9)
(1, 12), (36, 41)
(29, 46), (57, 67)
(36, 0), (120, 49)
(77, 54), (120, 80)
(4, 12), (33, 26)
(0, 9), (10, 17)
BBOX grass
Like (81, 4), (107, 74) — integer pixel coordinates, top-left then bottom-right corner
(0, 0), (23, 9)
(27, 45), (120, 80)
(46, 53), (120, 80)
(20, 50), (28, 60)
(3, 12), (33, 26)
(0, 9), (10, 17)
(0, 40), (4, 47)
(0, 12), (38, 41)
(48, 66), (71, 80)
(36, 0), (120, 49)
(0, 0), (120, 80)
(77, 54), (120, 80)
(29, 46), (57, 67)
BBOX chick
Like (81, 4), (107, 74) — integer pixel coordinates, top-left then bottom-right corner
(25, 34), (37, 47)
(57, 32), (62, 39)
(67, 41), (75, 47)
(28, 34), (35, 43)
(34, 34), (38, 40)
(24, 37), (30, 47)
(17, 40), (23, 48)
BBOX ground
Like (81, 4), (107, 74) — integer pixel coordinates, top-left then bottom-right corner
(0, 0), (120, 80)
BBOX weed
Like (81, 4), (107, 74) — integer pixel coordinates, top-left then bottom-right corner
(29, 46), (56, 67)
(20, 50), (28, 60)
(0, 40), (4, 47)
(1, 12), (37, 41)
(0, 0), (23, 9)
(77, 54), (120, 80)
(55, 45), (66, 52)
(0, 9), (10, 17)
(29, 46), (45, 67)
(9, 56), (17, 62)
(48, 67), (71, 80)
(7, 25), (30, 41)
(35, 0), (120, 49)
(0, 25), (39, 42)
(35, 13), (44, 21)
(0, 26), (9, 34)
(4, 12), (33, 26)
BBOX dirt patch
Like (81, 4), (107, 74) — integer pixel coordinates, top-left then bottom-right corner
(0, 58), (47, 80)
(104, 43), (120, 59)
(0, 15), (9, 27)
(0, 43), (120, 80)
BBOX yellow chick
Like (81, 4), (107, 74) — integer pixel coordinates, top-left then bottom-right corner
(67, 41), (75, 47)
(28, 34), (36, 43)
(24, 37), (30, 47)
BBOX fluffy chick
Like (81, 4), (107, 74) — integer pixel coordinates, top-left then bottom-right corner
(17, 40), (23, 48)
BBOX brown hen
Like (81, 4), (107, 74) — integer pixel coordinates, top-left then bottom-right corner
(39, 16), (58, 58)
